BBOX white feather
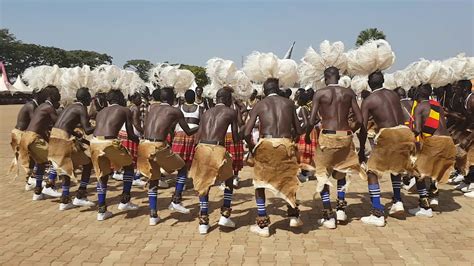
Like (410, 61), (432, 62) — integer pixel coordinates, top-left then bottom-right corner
(351, 75), (369, 95)
(338, 76), (351, 88)
(347, 39), (395, 76)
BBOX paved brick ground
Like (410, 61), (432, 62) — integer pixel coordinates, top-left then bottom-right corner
(0, 105), (473, 265)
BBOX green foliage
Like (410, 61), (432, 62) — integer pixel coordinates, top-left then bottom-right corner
(0, 28), (112, 81)
(123, 59), (154, 80)
(179, 64), (208, 87)
(356, 28), (386, 47)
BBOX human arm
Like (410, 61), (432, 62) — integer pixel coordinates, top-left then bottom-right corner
(231, 110), (240, 144)
(79, 106), (95, 135)
(125, 109), (139, 142)
(357, 99), (369, 163)
(243, 107), (258, 153)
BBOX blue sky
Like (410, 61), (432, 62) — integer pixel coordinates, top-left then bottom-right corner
(1, 0), (473, 71)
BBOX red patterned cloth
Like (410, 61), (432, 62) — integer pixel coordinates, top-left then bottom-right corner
(225, 132), (244, 172)
(297, 129), (318, 165)
(118, 130), (138, 165)
(171, 131), (196, 166)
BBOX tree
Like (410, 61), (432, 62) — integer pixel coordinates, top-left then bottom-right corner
(0, 28), (113, 81)
(356, 28), (386, 47)
(179, 64), (208, 87)
(123, 59), (153, 80)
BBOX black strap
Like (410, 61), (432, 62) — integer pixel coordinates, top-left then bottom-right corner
(199, 140), (224, 146)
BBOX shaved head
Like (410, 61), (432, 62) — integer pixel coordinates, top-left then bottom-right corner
(368, 71), (384, 90)
(324, 67), (340, 85)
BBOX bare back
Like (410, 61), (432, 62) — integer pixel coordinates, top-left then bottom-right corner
(311, 86), (361, 131)
(197, 105), (237, 143)
(144, 104), (188, 140)
(400, 99), (414, 124)
(246, 94), (300, 138)
(26, 103), (58, 140)
(361, 89), (405, 129)
(54, 103), (94, 136)
(94, 105), (132, 138)
(15, 101), (38, 130)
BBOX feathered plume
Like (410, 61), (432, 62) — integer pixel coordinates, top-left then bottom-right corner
(148, 64), (195, 96)
(243, 52), (298, 88)
(298, 40), (347, 89)
(232, 70), (253, 100)
(347, 39), (395, 76)
(338, 76), (352, 88)
(350, 75), (369, 95)
(205, 58), (253, 100)
(22, 65), (63, 91)
(443, 53), (474, 81)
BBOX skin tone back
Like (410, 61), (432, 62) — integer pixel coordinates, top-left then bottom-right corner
(144, 91), (197, 140)
(27, 91), (61, 140)
(15, 100), (40, 130)
(94, 104), (138, 141)
(309, 84), (362, 132)
(244, 91), (302, 151)
(54, 100), (94, 136)
(196, 96), (238, 144)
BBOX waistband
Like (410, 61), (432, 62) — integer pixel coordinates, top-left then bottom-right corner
(260, 134), (292, 139)
(144, 137), (165, 142)
(94, 136), (116, 140)
(321, 129), (352, 136)
(199, 140), (224, 146)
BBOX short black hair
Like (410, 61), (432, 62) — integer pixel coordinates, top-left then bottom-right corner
(160, 87), (175, 103)
(418, 84), (432, 99)
(394, 87), (406, 99)
(368, 71), (384, 89)
(361, 90), (371, 99)
(41, 85), (60, 102)
(297, 90), (309, 106)
(458, 80), (472, 91)
(152, 88), (161, 101)
(263, 78), (279, 95)
(305, 89), (314, 100)
(216, 87), (232, 105)
(324, 67), (340, 81)
(184, 90), (196, 104)
(106, 89), (125, 105)
(76, 87), (91, 102)
(284, 89), (292, 98)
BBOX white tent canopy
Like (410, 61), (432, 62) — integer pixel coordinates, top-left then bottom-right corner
(11, 75), (32, 93)
(0, 74), (9, 92)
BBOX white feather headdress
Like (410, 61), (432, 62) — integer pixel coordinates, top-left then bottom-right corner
(205, 58), (253, 100)
(148, 64), (195, 96)
(347, 39), (396, 76)
(243, 52), (298, 88)
(22, 65), (63, 91)
(338, 76), (351, 88)
(298, 40), (347, 88)
(350, 75), (369, 95)
(443, 53), (474, 81)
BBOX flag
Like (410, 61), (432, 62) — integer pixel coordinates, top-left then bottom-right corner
(283, 41), (296, 59)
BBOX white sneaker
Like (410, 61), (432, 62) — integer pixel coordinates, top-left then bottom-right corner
(461, 183), (473, 193)
(32, 193), (45, 201)
(455, 182), (469, 191)
(149, 216), (161, 226)
(233, 176), (240, 187)
(112, 172), (123, 181)
(289, 217), (303, 228)
(199, 224), (210, 234)
(336, 210), (348, 222)
(361, 215), (385, 227)
(158, 180), (169, 188)
(59, 203), (76, 211)
(402, 177), (416, 191)
(73, 197), (95, 207)
(250, 225), (270, 237)
(168, 202), (190, 214)
(318, 217), (336, 229)
(449, 174), (465, 184)
(464, 191), (474, 198)
(408, 207), (433, 217)
(97, 211), (113, 221)
(389, 201), (405, 216)
(218, 216), (236, 228)
(42, 187), (62, 198)
(218, 182), (226, 191)
(429, 198), (439, 207)
(118, 201), (139, 211)
(25, 177), (36, 191)
(132, 179), (147, 187)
